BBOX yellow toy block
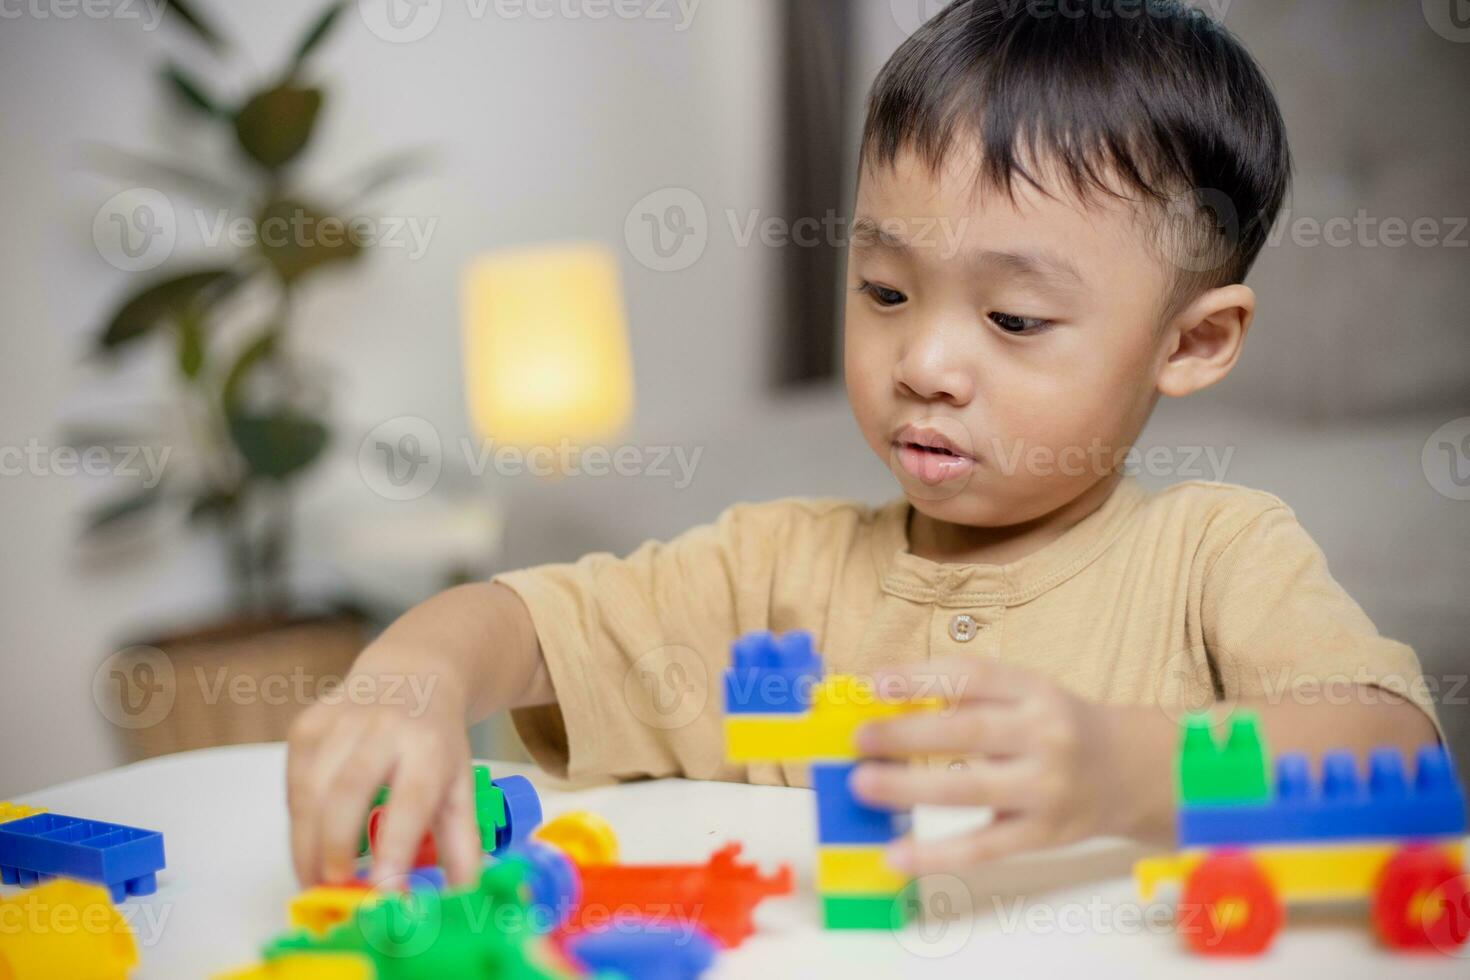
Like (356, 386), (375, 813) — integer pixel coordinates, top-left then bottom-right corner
(816, 846), (909, 894)
(213, 953), (375, 980)
(725, 674), (941, 763)
(0, 879), (138, 980)
(532, 810), (620, 865)
(0, 801), (45, 825)
(288, 887), (380, 937)
(1135, 839), (1466, 903)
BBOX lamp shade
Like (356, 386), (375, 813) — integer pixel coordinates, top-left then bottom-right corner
(460, 243), (634, 447)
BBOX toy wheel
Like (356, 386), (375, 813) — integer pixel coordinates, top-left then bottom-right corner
(493, 775), (543, 853)
(532, 811), (620, 865)
(1179, 851), (1281, 955)
(1372, 844), (1469, 952)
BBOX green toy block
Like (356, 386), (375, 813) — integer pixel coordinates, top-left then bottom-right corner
(473, 764), (508, 849)
(820, 885), (915, 930)
(1177, 711), (1269, 804)
(358, 765), (509, 858)
(265, 861), (564, 979)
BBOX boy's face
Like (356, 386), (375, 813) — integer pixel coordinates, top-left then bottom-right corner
(844, 145), (1177, 529)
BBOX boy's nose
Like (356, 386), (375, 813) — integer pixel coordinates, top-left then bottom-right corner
(894, 330), (974, 407)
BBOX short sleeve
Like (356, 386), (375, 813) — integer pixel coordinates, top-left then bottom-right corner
(1201, 504), (1444, 740)
(491, 503), (752, 782)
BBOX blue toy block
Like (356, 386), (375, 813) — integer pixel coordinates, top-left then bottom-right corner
(813, 763), (909, 845)
(1178, 744), (1467, 847)
(492, 774), (542, 853)
(501, 841), (579, 932)
(723, 631), (823, 714)
(0, 812), (165, 902)
(565, 920), (718, 980)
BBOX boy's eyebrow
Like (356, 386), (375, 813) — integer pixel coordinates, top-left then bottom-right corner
(851, 215), (1088, 290)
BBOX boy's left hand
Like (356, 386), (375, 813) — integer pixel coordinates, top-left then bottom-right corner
(851, 656), (1141, 875)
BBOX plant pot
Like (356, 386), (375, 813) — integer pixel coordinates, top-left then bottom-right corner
(100, 613), (367, 762)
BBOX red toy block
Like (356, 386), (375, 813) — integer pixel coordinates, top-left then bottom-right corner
(559, 843), (791, 948)
(365, 806), (438, 869)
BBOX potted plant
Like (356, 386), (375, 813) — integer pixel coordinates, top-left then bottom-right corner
(81, 2), (425, 760)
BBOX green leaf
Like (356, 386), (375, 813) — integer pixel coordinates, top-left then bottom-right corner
(85, 484), (164, 534)
(173, 309), (205, 379)
(293, 2), (349, 67)
(253, 198), (362, 283)
(234, 84), (323, 170)
(99, 268), (238, 351)
(221, 328), (280, 412)
(228, 410), (329, 480)
(163, 64), (222, 118)
(162, 0), (226, 50)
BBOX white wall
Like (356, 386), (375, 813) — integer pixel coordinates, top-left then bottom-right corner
(0, 0), (784, 793)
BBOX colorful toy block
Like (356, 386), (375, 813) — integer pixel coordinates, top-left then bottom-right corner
(0, 802), (45, 825)
(1178, 743), (1466, 847)
(563, 843), (791, 948)
(0, 810), (165, 902)
(820, 887), (916, 931)
(724, 630), (822, 714)
(260, 862), (580, 980)
(0, 879), (139, 980)
(721, 630), (941, 931)
(532, 811), (619, 866)
(1136, 711), (1470, 955)
(363, 764), (542, 867)
(564, 921), (718, 980)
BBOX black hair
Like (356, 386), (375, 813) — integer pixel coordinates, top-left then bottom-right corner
(860, 0), (1293, 320)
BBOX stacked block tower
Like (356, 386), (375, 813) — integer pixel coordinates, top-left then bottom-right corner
(721, 630), (938, 929)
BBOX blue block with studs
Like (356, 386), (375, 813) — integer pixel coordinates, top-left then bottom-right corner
(723, 630), (824, 715)
(1178, 744), (1467, 847)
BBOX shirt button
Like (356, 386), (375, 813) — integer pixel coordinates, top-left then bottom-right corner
(949, 759), (969, 772)
(949, 614), (982, 642)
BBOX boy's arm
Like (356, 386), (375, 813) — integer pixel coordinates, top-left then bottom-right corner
(1107, 688), (1439, 846)
(286, 582), (550, 888)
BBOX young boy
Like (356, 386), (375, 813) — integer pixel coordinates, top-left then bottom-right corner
(288, 0), (1441, 888)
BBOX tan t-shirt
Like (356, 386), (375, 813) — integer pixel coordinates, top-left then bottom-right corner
(493, 479), (1439, 786)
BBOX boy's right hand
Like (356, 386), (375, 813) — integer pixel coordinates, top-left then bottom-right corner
(286, 680), (484, 888)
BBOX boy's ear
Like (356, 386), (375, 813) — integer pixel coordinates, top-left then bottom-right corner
(1156, 283), (1255, 398)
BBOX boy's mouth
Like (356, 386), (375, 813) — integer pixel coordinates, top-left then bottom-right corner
(892, 425), (977, 485)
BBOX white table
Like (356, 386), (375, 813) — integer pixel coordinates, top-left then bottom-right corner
(3, 744), (1463, 978)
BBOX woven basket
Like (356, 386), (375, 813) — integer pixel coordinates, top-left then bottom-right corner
(105, 614), (366, 762)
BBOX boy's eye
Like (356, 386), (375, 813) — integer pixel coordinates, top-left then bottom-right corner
(989, 311), (1051, 334)
(857, 280), (907, 308)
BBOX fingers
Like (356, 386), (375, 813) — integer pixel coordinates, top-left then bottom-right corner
(888, 815), (1043, 876)
(311, 721), (402, 884)
(434, 765), (483, 888)
(370, 741), (459, 883)
(286, 707), (331, 886)
(873, 655), (1034, 705)
(850, 758), (1031, 810)
(857, 703), (1028, 759)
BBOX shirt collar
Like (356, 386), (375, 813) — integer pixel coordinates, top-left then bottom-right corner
(871, 478), (1149, 607)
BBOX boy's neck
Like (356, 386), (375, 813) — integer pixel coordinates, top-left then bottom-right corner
(905, 474), (1123, 567)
